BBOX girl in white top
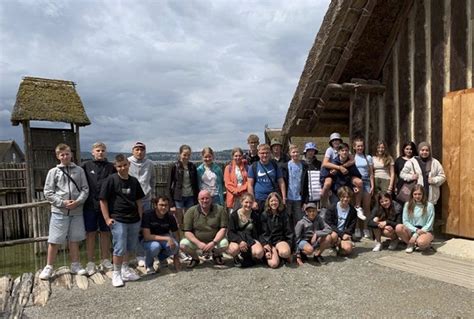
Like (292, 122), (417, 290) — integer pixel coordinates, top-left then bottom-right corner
(372, 140), (395, 194)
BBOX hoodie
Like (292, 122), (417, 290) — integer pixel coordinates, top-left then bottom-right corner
(43, 162), (89, 216)
(128, 155), (156, 200)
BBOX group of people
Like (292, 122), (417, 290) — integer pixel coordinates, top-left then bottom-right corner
(38, 133), (446, 288)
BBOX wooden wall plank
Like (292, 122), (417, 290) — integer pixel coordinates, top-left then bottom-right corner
(430, 0), (446, 160)
(349, 91), (366, 140)
(414, 0), (429, 144)
(368, 93), (380, 154)
(459, 90), (474, 238)
(398, 21), (411, 144)
(384, 50), (397, 156)
(450, 0), (468, 91)
(442, 92), (461, 235)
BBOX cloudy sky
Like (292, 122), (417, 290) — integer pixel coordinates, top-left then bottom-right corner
(0, 0), (329, 152)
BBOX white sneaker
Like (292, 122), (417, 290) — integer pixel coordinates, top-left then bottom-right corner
(388, 239), (399, 250)
(405, 244), (414, 253)
(179, 252), (192, 261)
(355, 207), (366, 220)
(86, 262), (96, 276)
(100, 259), (113, 270)
(136, 256), (146, 267)
(354, 228), (362, 239)
(71, 263), (87, 276)
(112, 271), (124, 287)
(121, 267), (140, 281)
(372, 242), (382, 252)
(39, 265), (53, 280)
(146, 267), (155, 274)
(363, 229), (372, 239)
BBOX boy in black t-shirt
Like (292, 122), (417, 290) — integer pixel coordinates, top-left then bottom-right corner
(100, 154), (145, 287)
(141, 196), (181, 273)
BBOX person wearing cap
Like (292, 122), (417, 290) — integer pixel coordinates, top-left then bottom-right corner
(128, 141), (156, 267)
(301, 141), (322, 204)
(243, 134), (260, 165)
(399, 142), (445, 205)
(270, 138), (290, 164)
(294, 202), (333, 266)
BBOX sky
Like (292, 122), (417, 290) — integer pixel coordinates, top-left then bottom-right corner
(0, 0), (330, 152)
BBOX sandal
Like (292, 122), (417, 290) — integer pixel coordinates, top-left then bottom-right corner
(187, 258), (200, 268)
(212, 254), (224, 266)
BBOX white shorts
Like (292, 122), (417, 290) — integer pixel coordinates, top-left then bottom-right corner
(48, 213), (86, 244)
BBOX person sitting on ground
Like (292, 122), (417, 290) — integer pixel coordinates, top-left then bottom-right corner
(99, 154), (145, 287)
(227, 193), (264, 267)
(301, 142), (322, 204)
(81, 141), (116, 275)
(367, 192), (402, 252)
(372, 140), (395, 195)
(270, 138), (290, 165)
(399, 142), (446, 205)
(320, 143), (365, 220)
(39, 143), (89, 280)
(224, 147), (248, 214)
(295, 203), (333, 266)
(324, 186), (357, 256)
(141, 196), (181, 274)
(127, 141), (155, 267)
(260, 192), (293, 268)
(281, 144), (307, 230)
(197, 147), (225, 206)
(243, 134), (260, 165)
(180, 190), (229, 268)
(352, 137), (374, 239)
(396, 185), (435, 253)
(247, 144), (286, 213)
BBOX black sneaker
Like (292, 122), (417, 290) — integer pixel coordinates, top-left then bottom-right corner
(313, 255), (328, 265)
(187, 258), (200, 268)
(233, 255), (243, 267)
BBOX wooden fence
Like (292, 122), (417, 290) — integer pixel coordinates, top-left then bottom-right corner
(442, 88), (474, 239)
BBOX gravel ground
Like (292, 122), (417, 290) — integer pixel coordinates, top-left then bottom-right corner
(23, 240), (473, 318)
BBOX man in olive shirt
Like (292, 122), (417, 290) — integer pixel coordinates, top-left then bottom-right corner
(180, 190), (229, 268)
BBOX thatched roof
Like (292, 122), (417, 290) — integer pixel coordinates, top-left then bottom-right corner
(282, 0), (411, 140)
(0, 140), (25, 162)
(11, 77), (91, 126)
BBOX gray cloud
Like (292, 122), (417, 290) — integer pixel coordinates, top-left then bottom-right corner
(0, 0), (329, 152)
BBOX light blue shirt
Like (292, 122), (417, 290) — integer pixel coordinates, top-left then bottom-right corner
(355, 153), (373, 181)
(336, 201), (349, 232)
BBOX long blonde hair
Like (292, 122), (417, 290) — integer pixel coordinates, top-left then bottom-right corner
(375, 140), (394, 167)
(407, 184), (428, 216)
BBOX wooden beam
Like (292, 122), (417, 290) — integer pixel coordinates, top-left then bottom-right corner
(444, 0), (451, 94)
(22, 121), (34, 202)
(372, 0), (415, 78)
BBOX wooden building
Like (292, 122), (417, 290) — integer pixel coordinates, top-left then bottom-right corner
(281, 0), (472, 159)
(10, 77), (90, 201)
(0, 140), (25, 163)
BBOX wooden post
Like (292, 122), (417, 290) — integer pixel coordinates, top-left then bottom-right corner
(393, 37), (400, 154)
(467, 0), (472, 88)
(349, 90), (365, 140)
(408, 1), (416, 141)
(364, 93), (370, 149)
(377, 93), (385, 141)
(443, 0), (451, 94)
(75, 124), (81, 164)
(425, 0), (432, 145)
(22, 121), (34, 202)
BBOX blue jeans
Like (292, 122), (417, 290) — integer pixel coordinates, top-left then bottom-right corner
(175, 196), (196, 210)
(110, 221), (141, 257)
(143, 239), (179, 267)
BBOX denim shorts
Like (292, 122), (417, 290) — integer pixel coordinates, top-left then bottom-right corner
(297, 239), (321, 251)
(110, 220), (141, 256)
(83, 209), (109, 232)
(175, 196), (195, 210)
(362, 179), (371, 193)
(48, 213), (86, 244)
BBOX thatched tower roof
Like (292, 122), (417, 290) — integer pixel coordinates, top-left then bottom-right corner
(11, 76), (91, 126)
